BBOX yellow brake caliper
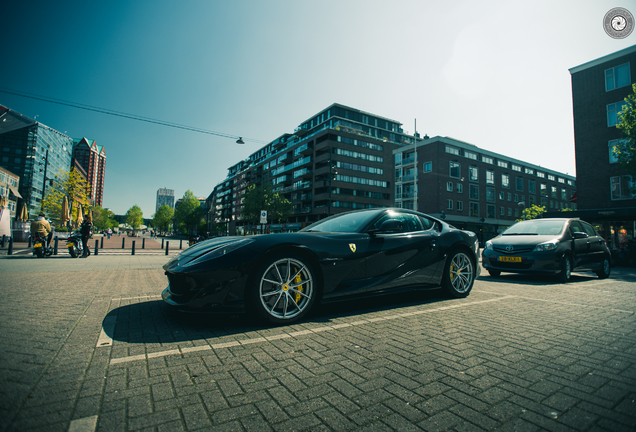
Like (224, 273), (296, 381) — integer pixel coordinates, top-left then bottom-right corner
(294, 267), (304, 303)
(450, 263), (456, 282)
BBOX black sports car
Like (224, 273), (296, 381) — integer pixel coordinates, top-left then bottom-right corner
(162, 208), (480, 325)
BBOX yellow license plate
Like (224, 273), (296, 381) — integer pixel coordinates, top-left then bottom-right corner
(498, 256), (522, 262)
(34, 243), (42, 248)
(67, 243), (74, 247)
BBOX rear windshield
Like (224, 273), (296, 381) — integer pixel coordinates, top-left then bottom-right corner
(503, 220), (566, 236)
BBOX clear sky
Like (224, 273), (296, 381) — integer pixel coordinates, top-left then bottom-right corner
(1, 0), (635, 217)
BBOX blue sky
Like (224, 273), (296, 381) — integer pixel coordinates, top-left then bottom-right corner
(2, 0), (635, 216)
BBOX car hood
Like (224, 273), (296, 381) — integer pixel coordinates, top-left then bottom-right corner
(490, 235), (558, 247)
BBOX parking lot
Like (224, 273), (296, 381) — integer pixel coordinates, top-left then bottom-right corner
(0, 254), (635, 431)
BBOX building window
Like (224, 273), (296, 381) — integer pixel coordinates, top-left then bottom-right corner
(525, 167), (534, 175)
(447, 200), (453, 210)
(609, 139), (624, 163)
(611, 176), (634, 200)
(486, 170), (495, 185)
(516, 177), (524, 191)
(482, 156), (494, 164)
(551, 186), (558, 198)
(469, 202), (479, 217)
(497, 160), (508, 168)
(447, 181), (454, 192)
(605, 63), (631, 91)
(529, 180), (536, 194)
(449, 161), (461, 179)
(499, 191), (504, 200)
(540, 183), (548, 196)
(561, 189), (567, 200)
(537, 172), (545, 178)
(423, 161), (432, 172)
(457, 183), (463, 193)
(445, 145), (460, 155)
(500, 206), (505, 216)
(457, 201), (463, 211)
(502, 174), (510, 188)
(487, 204), (495, 218)
(548, 174), (555, 181)
(507, 207), (512, 217)
(469, 184), (479, 200)
(512, 164), (522, 172)
(515, 208), (519, 217)
(469, 166), (478, 182)
(486, 187), (496, 202)
(464, 151), (477, 160)
(607, 101), (627, 127)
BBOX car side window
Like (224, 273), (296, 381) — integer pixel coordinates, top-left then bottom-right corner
(569, 221), (583, 235)
(373, 212), (424, 233)
(581, 222), (597, 238)
(418, 216), (435, 231)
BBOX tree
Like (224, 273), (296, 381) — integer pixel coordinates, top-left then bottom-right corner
(242, 183), (292, 225)
(125, 205), (144, 231)
(173, 190), (203, 234)
(516, 204), (546, 222)
(41, 168), (91, 227)
(92, 206), (118, 231)
(616, 83), (636, 188)
(152, 204), (174, 233)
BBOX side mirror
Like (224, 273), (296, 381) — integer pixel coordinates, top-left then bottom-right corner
(572, 231), (588, 239)
(379, 219), (403, 233)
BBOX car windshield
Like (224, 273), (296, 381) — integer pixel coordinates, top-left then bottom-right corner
(300, 210), (379, 233)
(503, 220), (566, 236)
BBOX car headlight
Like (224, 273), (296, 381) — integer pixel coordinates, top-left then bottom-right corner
(183, 238), (254, 267)
(485, 240), (493, 250)
(533, 239), (559, 252)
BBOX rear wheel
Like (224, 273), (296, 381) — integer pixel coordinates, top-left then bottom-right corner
(596, 256), (611, 279)
(250, 255), (317, 325)
(558, 255), (571, 283)
(442, 250), (475, 298)
(68, 244), (80, 258)
(34, 247), (44, 258)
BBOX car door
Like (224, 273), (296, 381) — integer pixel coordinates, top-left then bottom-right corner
(364, 212), (442, 291)
(568, 220), (590, 268)
(581, 221), (607, 268)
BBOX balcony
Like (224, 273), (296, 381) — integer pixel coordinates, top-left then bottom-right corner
(294, 125), (309, 137)
(293, 168), (313, 179)
(294, 143), (313, 156)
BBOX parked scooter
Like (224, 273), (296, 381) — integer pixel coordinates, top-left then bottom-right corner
(66, 230), (88, 258)
(32, 234), (53, 258)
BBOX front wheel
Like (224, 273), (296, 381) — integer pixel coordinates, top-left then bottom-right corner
(596, 256), (611, 279)
(249, 256), (317, 325)
(442, 250), (475, 298)
(558, 255), (571, 283)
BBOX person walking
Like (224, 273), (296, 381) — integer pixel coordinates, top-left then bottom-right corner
(107, 227), (112, 239)
(80, 213), (92, 258)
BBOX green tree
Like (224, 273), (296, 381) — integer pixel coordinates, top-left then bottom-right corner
(242, 183), (292, 225)
(516, 204), (546, 222)
(91, 206), (118, 231)
(41, 168), (91, 227)
(125, 205), (144, 231)
(152, 204), (174, 233)
(173, 190), (203, 234)
(616, 83), (636, 188)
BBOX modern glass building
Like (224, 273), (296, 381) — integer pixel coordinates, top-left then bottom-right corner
(0, 105), (73, 218)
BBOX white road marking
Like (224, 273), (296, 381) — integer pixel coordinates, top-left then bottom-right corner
(96, 316), (117, 347)
(68, 415), (98, 432)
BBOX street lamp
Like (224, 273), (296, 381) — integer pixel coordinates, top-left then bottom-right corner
(236, 137), (245, 144)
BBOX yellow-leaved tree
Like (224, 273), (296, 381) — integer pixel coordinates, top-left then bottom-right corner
(41, 168), (92, 229)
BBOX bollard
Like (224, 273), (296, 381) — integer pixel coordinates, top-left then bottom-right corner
(165, 241), (169, 255)
(28, 236), (32, 248)
(1, 234), (5, 247)
(54, 237), (59, 255)
(161, 238), (164, 249)
(100, 237), (104, 249)
(142, 238), (145, 249)
(95, 239), (99, 256)
(180, 239), (183, 249)
(132, 240), (135, 256)
(7, 237), (13, 255)
(122, 238), (125, 249)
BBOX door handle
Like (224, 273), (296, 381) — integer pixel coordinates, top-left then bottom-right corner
(430, 241), (438, 250)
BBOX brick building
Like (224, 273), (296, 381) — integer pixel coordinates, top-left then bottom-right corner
(564, 44), (636, 250)
(72, 137), (106, 207)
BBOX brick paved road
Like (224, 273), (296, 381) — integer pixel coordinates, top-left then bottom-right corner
(0, 254), (634, 431)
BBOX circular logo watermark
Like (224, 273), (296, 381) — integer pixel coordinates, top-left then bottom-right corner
(604, 7), (634, 39)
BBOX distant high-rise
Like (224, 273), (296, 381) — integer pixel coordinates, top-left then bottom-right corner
(156, 188), (174, 212)
(72, 137), (106, 207)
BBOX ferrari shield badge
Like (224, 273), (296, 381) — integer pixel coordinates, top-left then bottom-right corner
(349, 243), (356, 253)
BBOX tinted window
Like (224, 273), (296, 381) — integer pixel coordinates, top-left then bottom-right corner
(301, 210), (378, 233)
(569, 221), (584, 234)
(503, 220), (566, 236)
(372, 211), (424, 233)
(581, 222), (597, 237)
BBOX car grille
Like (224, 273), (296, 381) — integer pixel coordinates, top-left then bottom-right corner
(166, 272), (198, 296)
(493, 246), (534, 254)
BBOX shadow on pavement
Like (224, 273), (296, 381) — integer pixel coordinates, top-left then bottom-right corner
(476, 266), (636, 284)
(104, 288), (450, 344)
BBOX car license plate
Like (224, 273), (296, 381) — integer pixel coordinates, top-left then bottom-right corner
(498, 256), (522, 262)
(34, 243), (42, 248)
(67, 242), (74, 247)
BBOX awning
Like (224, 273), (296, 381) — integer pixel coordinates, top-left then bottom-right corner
(8, 186), (22, 198)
